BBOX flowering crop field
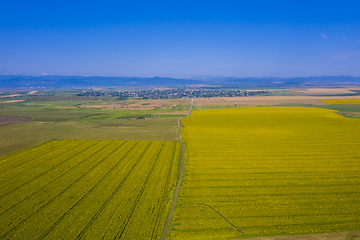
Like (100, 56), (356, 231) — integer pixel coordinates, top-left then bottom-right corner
(321, 99), (360, 105)
(170, 107), (360, 239)
(0, 139), (180, 239)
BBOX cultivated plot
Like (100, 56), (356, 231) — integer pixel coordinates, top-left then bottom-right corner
(192, 95), (360, 108)
(0, 139), (180, 239)
(170, 107), (360, 239)
(321, 99), (360, 105)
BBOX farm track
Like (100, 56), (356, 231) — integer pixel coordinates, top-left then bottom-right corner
(161, 100), (193, 240)
(177, 203), (244, 235)
(228, 231), (360, 240)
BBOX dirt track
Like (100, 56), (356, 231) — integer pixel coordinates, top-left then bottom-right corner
(226, 231), (360, 240)
(161, 100), (193, 240)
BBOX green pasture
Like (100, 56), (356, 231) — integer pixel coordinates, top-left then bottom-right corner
(315, 105), (360, 118)
(315, 104), (360, 112)
(0, 96), (188, 156)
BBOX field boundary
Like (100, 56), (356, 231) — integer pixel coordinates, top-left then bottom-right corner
(161, 99), (193, 240)
(226, 231), (360, 240)
(177, 202), (244, 235)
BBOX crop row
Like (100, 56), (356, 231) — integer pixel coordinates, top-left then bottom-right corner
(0, 139), (180, 239)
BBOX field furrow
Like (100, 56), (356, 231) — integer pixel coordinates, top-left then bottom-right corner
(115, 142), (164, 239)
(0, 139), (180, 239)
(0, 140), (81, 190)
(0, 140), (111, 217)
(0, 140), (99, 203)
(0, 140), (59, 168)
(150, 142), (177, 240)
(35, 141), (133, 240)
(0, 140), (120, 238)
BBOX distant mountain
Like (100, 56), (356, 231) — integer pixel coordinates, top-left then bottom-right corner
(0, 76), (203, 88)
(195, 76), (360, 87)
(191, 75), (227, 83)
(0, 75), (359, 89)
(223, 76), (360, 87)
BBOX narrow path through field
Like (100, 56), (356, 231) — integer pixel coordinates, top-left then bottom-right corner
(162, 101), (244, 239)
(177, 203), (244, 235)
(161, 99), (192, 240)
(226, 231), (360, 240)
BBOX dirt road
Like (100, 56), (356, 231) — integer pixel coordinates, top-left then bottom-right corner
(161, 100), (192, 240)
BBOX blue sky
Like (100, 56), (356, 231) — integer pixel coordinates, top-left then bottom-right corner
(1, 0), (360, 78)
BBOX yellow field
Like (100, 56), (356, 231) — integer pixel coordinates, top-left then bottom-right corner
(321, 99), (360, 105)
(0, 139), (180, 239)
(170, 107), (360, 239)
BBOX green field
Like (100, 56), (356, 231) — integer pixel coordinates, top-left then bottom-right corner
(0, 139), (180, 239)
(170, 107), (360, 239)
(0, 96), (188, 156)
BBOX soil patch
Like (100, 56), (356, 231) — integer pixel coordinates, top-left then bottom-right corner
(0, 116), (31, 126)
(84, 98), (192, 110)
(0, 100), (25, 103)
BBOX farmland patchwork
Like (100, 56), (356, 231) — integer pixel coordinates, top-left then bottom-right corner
(1, 106), (360, 240)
